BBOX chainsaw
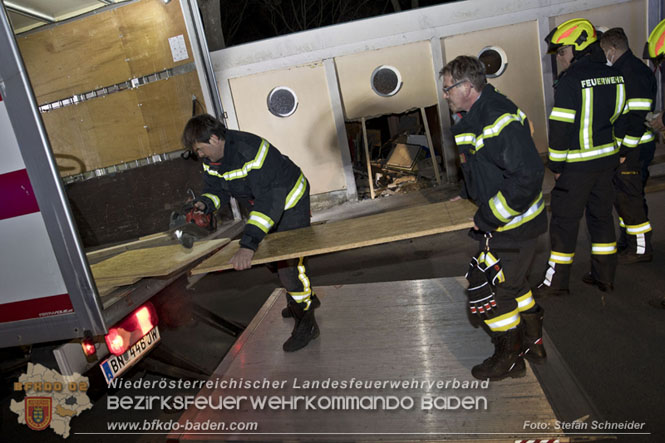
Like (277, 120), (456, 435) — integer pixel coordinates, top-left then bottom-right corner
(168, 191), (217, 249)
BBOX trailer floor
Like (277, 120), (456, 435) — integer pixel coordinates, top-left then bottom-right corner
(172, 278), (569, 442)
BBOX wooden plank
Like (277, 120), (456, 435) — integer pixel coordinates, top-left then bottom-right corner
(192, 199), (476, 274)
(361, 117), (376, 199)
(421, 107), (442, 184)
(86, 232), (172, 264)
(92, 238), (230, 285)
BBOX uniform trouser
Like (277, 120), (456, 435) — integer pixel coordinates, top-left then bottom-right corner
(544, 169), (617, 289)
(469, 235), (538, 333)
(274, 180), (313, 309)
(614, 149), (653, 255)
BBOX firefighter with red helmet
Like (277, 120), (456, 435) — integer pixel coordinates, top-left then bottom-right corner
(537, 18), (628, 296)
(600, 28), (656, 264)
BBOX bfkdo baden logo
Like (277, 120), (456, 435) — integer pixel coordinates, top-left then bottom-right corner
(25, 397), (52, 431)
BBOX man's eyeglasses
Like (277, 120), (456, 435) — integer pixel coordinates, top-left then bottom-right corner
(443, 79), (468, 94)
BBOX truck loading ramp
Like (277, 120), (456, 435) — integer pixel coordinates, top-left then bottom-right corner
(169, 277), (600, 442)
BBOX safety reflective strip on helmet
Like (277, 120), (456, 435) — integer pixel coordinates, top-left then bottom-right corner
(515, 290), (535, 312)
(484, 309), (521, 332)
(625, 98), (653, 111)
(621, 134), (641, 148)
(201, 193), (221, 210)
(489, 191), (520, 223)
(550, 107), (576, 123)
(549, 251), (574, 264)
(497, 194), (545, 232)
(591, 242), (617, 255)
(222, 139), (269, 181)
(625, 221), (652, 235)
(247, 211), (274, 233)
(284, 172), (306, 210)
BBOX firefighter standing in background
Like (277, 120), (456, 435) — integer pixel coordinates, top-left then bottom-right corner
(181, 114), (321, 352)
(537, 19), (627, 296)
(645, 20), (665, 137)
(442, 56), (548, 381)
(643, 19), (665, 310)
(600, 28), (656, 264)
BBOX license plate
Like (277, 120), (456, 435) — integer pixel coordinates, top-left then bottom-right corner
(100, 326), (160, 384)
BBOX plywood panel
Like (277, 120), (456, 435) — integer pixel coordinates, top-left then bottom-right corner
(116, 0), (195, 78)
(17, 10), (129, 104)
(442, 21), (548, 154)
(42, 89), (151, 175)
(335, 41), (438, 120)
(92, 239), (230, 286)
(136, 71), (205, 153)
(192, 199), (476, 274)
(229, 62), (346, 196)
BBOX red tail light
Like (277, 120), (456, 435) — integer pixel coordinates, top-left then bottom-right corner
(81, 338), (96, 357)
(105, 302), (159, 356)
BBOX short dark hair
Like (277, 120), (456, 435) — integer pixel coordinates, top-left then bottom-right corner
(181, 114), (226, 149)
(439, 55), (487, 91)
(600, 27), (629, 51)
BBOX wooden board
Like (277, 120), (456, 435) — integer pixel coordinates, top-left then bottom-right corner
(92, 238), (230, 286)
(192, 199), (476, 275)
(86, 232), (172, 264)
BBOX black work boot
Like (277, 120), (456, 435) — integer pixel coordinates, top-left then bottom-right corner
(471, 325), (526, 381)
(582, 272), (614, 292)
(520, 306), (546, 364)
(283, 302), (320, 352)
(281, 293), (321, 318)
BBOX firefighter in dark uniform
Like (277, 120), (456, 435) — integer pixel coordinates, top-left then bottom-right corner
(600, 28), (656, 264)
(537, 19), (628, 296)
(442, 56), (548, 381)
(643, 19), (665, 309)
(181, 114), (320, 352)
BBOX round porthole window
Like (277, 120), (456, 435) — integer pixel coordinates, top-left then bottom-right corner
(370, 65), (403, 97)
(267, 86), (298, 117)
(478, 46), (508, 78)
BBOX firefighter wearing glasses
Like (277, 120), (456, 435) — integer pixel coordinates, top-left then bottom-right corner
(442, 56), (548, 381)
(538, 18), (628, 296)
(600, 28), (656, 264)
(182, 114), (320, 352)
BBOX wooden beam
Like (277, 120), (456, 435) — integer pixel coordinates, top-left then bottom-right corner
(420, 107), (442, 185)
(361, 117), (375, 199)
(192, 199), (476, 274)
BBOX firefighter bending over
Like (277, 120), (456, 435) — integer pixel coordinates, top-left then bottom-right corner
(442, 56), (548, 381)
(181, 114), (320, 352)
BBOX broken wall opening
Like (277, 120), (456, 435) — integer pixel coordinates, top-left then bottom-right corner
(345, 105), (444, 200)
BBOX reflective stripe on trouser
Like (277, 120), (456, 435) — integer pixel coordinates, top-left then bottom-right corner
(477, 237), (538, 332)
(278, 257), (313, 309)
(274, 182), (312, 308)
(546, 169), (616, 289)
(614, 151), (652, 255)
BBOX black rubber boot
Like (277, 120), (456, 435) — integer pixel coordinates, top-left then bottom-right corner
(582, 272), (614, 292)
(281, 293), (321, 318)
(471, 325), (526, 381)
(520, 306), (546, 364)
(283, 302), (320, 352)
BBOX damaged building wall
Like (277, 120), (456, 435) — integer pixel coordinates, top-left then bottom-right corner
(228, 62), (347, 196)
